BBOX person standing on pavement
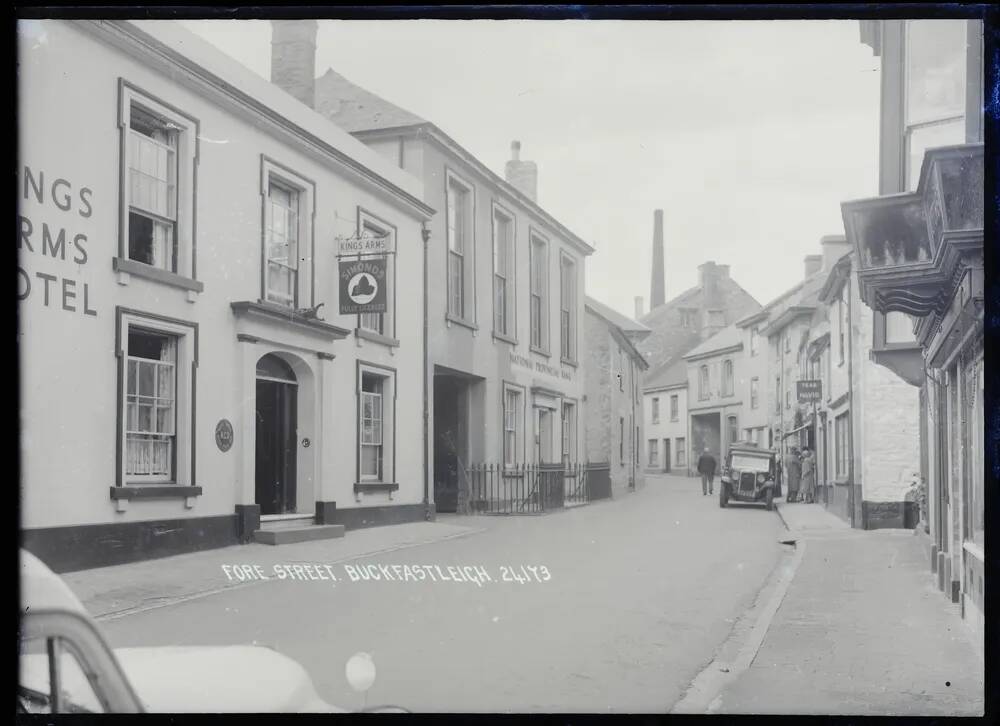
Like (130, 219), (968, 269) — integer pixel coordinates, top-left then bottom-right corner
(801, 448), (816, 504)
(697, 448), (717, 496)
(784, 446), (802, 503)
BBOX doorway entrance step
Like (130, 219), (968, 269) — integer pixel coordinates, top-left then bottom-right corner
(253, 514), (345, 545)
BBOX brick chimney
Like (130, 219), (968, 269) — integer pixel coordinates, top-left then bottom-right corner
(634, 296), (644, 319)
(804, 254), (823, 279)
(504, 141), (538, 202)
(820, 234), (852, 272)
(650, 209), (665, 310)
(698, 261), (721, 306)
(271, 20), (318, 109)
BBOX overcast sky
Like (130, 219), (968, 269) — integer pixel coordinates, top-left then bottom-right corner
(182, 19), (881, 318)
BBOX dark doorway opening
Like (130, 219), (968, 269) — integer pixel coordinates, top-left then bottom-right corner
(433, 373), (470, 513)
(691, 412), (722, 462)
(663, 438), (671, 473)
(255, 354), (298, 515)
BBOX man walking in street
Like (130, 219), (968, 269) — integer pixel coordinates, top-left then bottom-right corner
(697, 447), (717, 496)
(784, 446), (802, 503)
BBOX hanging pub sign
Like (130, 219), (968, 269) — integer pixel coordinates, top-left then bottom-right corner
(339, 257), (387, 315)
(796, 379), (822, 403)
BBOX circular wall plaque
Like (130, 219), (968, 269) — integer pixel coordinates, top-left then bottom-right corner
(215, 419), (234, 452)
(302, 438), (311, 448)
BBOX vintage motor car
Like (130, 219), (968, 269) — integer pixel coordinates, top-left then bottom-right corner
(719, 443), (779, 510)
(17, 550), (407, 714)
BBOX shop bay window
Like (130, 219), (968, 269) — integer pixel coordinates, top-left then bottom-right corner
(125, 329), (176, 480)
(360, 374), (384, 480)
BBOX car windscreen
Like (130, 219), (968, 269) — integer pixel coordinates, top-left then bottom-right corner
(729, 454), (771, 473)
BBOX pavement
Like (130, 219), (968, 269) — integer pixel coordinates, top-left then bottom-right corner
(710, 501), (985, 716)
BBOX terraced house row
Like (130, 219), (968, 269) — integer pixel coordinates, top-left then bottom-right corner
(18, 19), (641, 571)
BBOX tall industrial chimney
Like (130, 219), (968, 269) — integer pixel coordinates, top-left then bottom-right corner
(650, 209), (665, 310)
(504, 141), (538, 202)
(270, 20), (318, 109)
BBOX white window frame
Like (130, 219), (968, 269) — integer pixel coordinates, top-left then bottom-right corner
(670, 394), (679, 422)
(357, 209), (396, 339)
(698, 365), (710, 400)
(502, 383), (524, 469)
(561, 400), (577, 466)
(260, 158), (314, 309)
(651, 397), (660, 425)
(445, 171), (475, 323)
(358, 364), (395, 484)
(750, 326), (759, 356)
(648, 439), (659, 467)
(559, 252), (577, 361)
(529, 232), (549, 352)
(117, 311), (194, 487)
(676, 437), (687, 467)
(750, 377), (760, 409)
(902, 19), (969, 190)
(492, 203), (515, 339)
(118, 83), (197, 280)
(722, 359), (734, 397)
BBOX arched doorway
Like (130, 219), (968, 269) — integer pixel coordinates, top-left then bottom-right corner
(255, 354), (298, 514)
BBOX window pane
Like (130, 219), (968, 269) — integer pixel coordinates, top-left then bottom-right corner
(885, 311), (916, 344)
(906, 118), (966, 190)
(905, 20), (967, 125)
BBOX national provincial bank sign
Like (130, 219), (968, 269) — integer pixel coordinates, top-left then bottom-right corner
(509, 352), (573, 382)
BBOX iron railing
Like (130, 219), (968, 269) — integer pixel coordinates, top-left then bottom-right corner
(465, 463), (590, 514)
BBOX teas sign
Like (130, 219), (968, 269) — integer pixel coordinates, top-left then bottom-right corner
(796, 379), (822, 403)
(339, 258), (387, 315)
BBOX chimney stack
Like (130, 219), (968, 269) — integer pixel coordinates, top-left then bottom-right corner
(634, 296), (644, 320)
(698, 261), (721, 306)
(271, 20), (318, 109)
(504, 141), (538, 202)
(820, 234), (852, 272)
(804, 254), (824, 279)
(650, 209), (665, 310)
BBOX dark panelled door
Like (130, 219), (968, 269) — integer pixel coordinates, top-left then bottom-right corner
(255, 378), (297, 515)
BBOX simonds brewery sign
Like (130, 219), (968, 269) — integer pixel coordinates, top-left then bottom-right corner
(339, 258), (387, 315)
(17, 166), (97, 317)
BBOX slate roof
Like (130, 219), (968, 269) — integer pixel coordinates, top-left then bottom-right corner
(584, 296), (651, 335)
(315, 67), (427, 132)
(683, 323), (743, 360)
(643, 358), (688, 392)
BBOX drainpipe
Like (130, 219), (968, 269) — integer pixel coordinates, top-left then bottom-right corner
(421, 222), (431, 519)
(846, 268), (857, 527)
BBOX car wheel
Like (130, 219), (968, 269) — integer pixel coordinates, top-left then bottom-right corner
(765, 488), (774, 511)
(719, 484), (728, 508)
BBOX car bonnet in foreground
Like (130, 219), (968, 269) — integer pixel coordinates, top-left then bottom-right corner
(112, 646), (345, 713)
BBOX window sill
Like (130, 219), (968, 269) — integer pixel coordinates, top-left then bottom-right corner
(353, 481), (400, 493)
(492, 331), (518, 346)
(110, 485), (203, 500)
(560, 357), (579, 368)
(445, 314), (478, 332)
(113, 257), (204, 293)
(530, 346), (551, 358)
(355, 328), (400, 348)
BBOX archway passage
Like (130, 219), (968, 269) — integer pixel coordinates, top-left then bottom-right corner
(255, 354), (298, 515)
